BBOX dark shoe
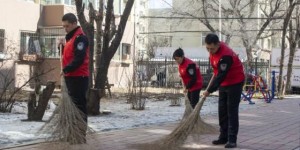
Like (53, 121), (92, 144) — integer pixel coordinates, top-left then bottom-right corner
(212, 139), (227, 145)
(225, 142), (237, 148)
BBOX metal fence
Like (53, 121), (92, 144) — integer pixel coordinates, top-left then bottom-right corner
(136, 58), (270, 89)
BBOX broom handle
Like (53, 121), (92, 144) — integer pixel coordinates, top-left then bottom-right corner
(181, 79), (190, 105)
(194, 96), (206, 113)
(59, 44), (63, 70)
(59, 44), (64, 90)
(206, 74), (215, 92)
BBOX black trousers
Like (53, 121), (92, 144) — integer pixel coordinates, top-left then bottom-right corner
(218, 82), (243, 143)
(64, 76), (89, 123)
(187, 89), (201, 109)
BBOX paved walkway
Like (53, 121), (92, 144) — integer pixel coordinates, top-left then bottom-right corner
(2, 98), (300, 150)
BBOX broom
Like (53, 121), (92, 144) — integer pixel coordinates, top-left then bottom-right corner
(158, 96), (216, 147)
(155, 76), (217, 148)
(39, 45), (88, 144)
(135, 96), (214, 150)
(181, 94), (216, 135)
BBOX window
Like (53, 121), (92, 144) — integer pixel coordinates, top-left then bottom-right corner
(42, 37), (59, 58)
(39, 28), (65, 58)
(20, 32), (40, 55)
(0, 29), (4, 53)
(271, 38), (278, 48)
(122, 43), (131, 60)
(41, 0), (62, 5)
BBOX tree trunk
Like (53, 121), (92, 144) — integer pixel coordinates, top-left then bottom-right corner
(245, 47), (253, 68)
(286, 10), (300, 94)
(27, 81), (55, 121)
(278, 35), (287, 96)
(87, 88), (105, 115)
(278, 0), (296, 96)
(76, 0), (135, 115)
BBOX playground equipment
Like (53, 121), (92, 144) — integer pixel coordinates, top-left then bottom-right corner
(241, 71), (277, 104)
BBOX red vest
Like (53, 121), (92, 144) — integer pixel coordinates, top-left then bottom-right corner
(179, 58), (203, 91)
(63, 28), (89, 77)
(210, 42), (245, 86)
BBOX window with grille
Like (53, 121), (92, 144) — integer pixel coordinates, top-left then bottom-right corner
(20, 32), (40, 55)
(39, 28), (65, 58)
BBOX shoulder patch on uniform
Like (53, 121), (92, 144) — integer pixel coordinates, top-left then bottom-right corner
(220, 63), (227, 71)
(77, 42), (84, 50)
(188, 68), (194, 75)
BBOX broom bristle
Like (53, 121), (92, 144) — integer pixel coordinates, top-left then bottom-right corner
(182, 95), (217, 135)
(144, 96), (217, 149)
(39, 77), (88, 144)
(159, 97), (206, 146)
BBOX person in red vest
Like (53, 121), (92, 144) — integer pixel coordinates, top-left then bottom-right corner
(173, 48), (203, 109)
(59, 13), (89, 141)
(202, 33), (245, 148)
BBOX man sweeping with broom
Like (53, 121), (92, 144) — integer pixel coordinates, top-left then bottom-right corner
(144, 49), (215, 149)
(59, 13), (89, 143)
(173, 48), (203, 109)
(203, 33), (245, 148)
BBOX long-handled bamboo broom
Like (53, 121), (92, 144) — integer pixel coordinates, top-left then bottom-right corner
(158, 96), (216, 147)
(39, 45), (88, 144)
(181, 94), (217, 135)
(136, 96), (216, 150)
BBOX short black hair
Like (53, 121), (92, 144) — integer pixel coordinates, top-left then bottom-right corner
(173, 48), (184, 59)
(205, 33), (220, 45)
(62, 13), (77, 23)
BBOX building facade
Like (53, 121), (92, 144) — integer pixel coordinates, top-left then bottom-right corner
(146, 0), (281, 61)
(0, 0), (140, 89)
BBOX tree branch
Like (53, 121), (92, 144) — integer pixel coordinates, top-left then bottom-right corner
(102, 0), (114, 53)
(109, 4), (116, 41)
(108, 0), (134, 59)
(75, 0), (88, 26)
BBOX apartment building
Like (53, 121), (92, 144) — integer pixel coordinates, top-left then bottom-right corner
(147, 0), (280, 61)
(0, 0), (140, 89)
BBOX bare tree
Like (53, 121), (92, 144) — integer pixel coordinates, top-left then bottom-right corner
(0, 57), (54, 113)
(162, 0), (285, 65)
(75, 0), (134, 115)
(278, 0), (300, 97)
(285, 10), (300, 93)
(237, 0), (284, 64)
(147, 36), (170, 59)
(0, 35), (55, 122)
(27, 81), (55, 121)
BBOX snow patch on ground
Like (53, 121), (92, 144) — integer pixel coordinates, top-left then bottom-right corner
(0, 96), (256, 149)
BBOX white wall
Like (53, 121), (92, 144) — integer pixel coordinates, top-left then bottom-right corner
(0, 0), (40, 88)
(0, 0), (40, 46)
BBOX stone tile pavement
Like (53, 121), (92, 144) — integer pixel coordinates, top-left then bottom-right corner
(2, 98), (300, 150)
